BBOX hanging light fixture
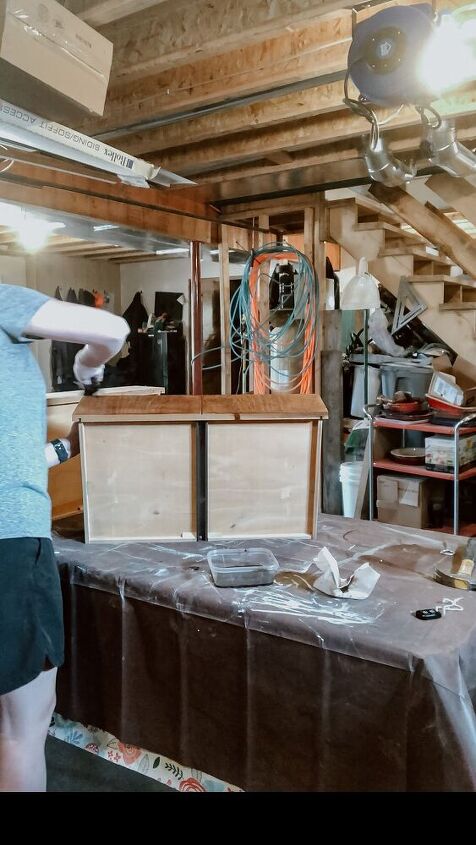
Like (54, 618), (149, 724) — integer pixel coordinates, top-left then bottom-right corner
(341, 258), (381, 408)
(15, 213), (64, 252)
(341, 258), (381, 311)
(0, 201), (64, 252)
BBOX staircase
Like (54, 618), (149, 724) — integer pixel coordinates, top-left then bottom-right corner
(328, 193), (476, 365)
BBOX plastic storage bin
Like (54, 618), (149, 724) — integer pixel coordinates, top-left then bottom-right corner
(207, 548), (279, 587)
(380, 363), (433, 398)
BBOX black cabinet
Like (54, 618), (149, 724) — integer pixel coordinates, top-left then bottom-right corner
(136, 330), (186, 393)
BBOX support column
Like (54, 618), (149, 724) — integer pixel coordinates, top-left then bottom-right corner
(321, 310), (343, 515)
(219, 225), (232, 394)
(190, 240), (203, 395)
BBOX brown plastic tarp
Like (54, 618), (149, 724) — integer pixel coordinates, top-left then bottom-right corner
(54, 515), (476, 791)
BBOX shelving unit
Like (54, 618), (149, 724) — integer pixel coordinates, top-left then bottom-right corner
(364, 407), (476, 535)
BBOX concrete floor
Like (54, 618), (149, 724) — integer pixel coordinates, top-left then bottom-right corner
(46, 736), (176, 792)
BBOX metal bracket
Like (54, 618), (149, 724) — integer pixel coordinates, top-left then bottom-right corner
(391, 278), (427, 334)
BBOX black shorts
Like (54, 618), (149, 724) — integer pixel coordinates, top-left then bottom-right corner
(0, 537), (64, 696)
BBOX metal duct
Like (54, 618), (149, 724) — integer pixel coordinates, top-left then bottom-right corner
(422, 119), (476, 178)
(363, 136), (416, 186)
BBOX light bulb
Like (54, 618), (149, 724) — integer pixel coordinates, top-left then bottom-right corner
(418, 13), (476, 96)
(15, 214), (64, 252)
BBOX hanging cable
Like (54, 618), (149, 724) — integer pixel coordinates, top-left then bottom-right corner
(230, 241), (319, 394)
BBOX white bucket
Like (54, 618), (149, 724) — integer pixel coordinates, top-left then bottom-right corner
(339, 461), (364, 518)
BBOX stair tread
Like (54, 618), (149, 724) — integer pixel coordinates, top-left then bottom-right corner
(379, 246), (453, 263)
(408, 275), (476, 288)
(355, 222), (425, 241)
(439, 302), (476, 311)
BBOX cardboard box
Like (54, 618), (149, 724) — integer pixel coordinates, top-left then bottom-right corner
(425, 433), (476, 472)
(429, 356), (476, 407)
(377, 475), (430, 529)
(0, 0), (113, 118)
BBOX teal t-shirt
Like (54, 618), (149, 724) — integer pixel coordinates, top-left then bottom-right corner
(0, 284), (51, 539)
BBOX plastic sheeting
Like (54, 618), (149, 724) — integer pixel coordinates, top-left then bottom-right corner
(54, 515), (476, 792)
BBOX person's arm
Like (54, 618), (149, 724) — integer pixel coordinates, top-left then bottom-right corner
(44, 422), (80, 468)
(26, 299), (130, 386)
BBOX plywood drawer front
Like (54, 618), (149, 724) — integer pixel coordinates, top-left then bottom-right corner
(208, 422), (315, 538)
(47, 397), (83, 521)
(82, 423), (196, 541)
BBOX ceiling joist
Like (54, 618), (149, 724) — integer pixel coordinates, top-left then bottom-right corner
(98, 0), (358, 83)
(152, 88), (476, 176)
(79, 10), (352, 137)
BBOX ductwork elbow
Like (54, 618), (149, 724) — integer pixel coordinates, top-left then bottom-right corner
(364, 136), (416, 186)
(422, 120), (476, 178)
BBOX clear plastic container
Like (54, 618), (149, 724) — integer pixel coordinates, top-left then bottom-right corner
(207, 548), (279, 588)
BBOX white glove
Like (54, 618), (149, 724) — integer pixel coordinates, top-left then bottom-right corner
(73, 350), (105, 388)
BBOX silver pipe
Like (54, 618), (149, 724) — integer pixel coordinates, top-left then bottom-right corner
(364, 136), (416, 186)
(453, 413), (476, 535)
(363, 404), (377, 522)
(423, 120), (476, 178)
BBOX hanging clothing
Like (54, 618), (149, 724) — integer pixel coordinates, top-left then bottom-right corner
(123, 291), (148, 335)
(50, 287), (83, 391)
(78, 288), (96, 308)
(121, 292), (148, 383)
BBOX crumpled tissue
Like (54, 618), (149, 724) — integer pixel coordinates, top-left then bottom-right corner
(313, 546), (380, 600)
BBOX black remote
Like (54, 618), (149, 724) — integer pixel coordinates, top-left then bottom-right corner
(415, 608), (442, 621)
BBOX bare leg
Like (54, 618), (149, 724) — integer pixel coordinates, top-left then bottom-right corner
(0, 668), (57, 792)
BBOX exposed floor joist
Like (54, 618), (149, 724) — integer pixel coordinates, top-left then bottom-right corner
(150, 89), (476, 176)
(65, 0), (168, 26)
(98, 0), (358, 83)
(79, 10), (352, 137)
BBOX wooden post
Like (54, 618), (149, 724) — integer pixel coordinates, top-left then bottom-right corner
(190, 240), (203, 395)
(321, 310), (343, 515)
(219, 225), (232, 394)
(304, 198), (327, 394)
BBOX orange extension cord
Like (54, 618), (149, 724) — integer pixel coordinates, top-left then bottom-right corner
(247, 250), (316, 394)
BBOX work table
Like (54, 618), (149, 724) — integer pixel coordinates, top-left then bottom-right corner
(54, 514), (476, 792)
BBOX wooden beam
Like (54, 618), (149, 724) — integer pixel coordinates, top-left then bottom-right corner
(91, 250), (154, 260)
(426, 175), (476, 229)
(155, 88), (476, 174)
(65, 0), (168, 26)
(44, 243), (132, 256)
(0, 177), (212, 243)
(80, 11), (352, 136)
(193, 121), (476, 185)
(100, 0), (357, 82)
(219, 225), (232, 394)
(117, 81), (350, 157)
(109, 253), (171, 263)
(3, 158), (216, 222)
(220, 193), (322, 221)
(369, 183), (476, 279)
(197, 158), (370, 204)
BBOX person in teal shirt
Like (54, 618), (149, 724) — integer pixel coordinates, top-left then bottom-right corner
(0, 284), (128, 791)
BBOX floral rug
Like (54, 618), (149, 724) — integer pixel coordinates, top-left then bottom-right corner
(49, 713), (241, 792)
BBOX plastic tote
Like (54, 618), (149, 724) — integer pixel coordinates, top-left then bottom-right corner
(340, 461), (364, 518)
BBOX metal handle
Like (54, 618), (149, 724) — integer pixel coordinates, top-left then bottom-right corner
(453, 413), (476, 535)
(363, 405), (377, 521)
